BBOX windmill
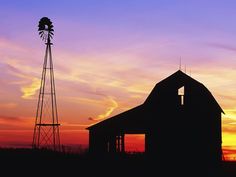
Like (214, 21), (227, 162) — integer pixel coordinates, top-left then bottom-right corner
(32, 17), (61, 151)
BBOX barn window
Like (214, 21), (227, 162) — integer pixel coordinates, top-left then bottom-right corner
(178, 86), (185, 105)
(124, 134), (145, 153)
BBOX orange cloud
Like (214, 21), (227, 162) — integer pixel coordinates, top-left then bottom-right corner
(223, 146), (236, 161)
(3, 60), (41, 99)
(88, 96), (118, 121)
(96, 97), (118, 120)
(60, 121), (92, 130)
(0, 103), (17, 109)
(0, 115), (34, 130)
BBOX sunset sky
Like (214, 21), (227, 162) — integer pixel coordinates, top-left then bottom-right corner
(1, 0), (236, 159)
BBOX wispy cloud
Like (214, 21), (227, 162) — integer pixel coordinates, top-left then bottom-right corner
(66, 95), (119, 121)
(0, 115), (34, 130)
(59, 122), (93, 132)
(0, 37), (28, 53)
(3, 61), (40, 99)
(222, 115), (236, 134)
(206, 42), (236, 52)
(0, 103), (17, 109)
(89, 97), (118, 121)
(222, 146), (236, 161)
(21, 77), (40, 99)
(60, 122), (91, 128)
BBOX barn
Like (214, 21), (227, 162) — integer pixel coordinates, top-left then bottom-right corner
(87, 70), (223, 172)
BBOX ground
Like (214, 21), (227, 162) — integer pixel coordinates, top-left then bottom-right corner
(0, 148), (235, 177)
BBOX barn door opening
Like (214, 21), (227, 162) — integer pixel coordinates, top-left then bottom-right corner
(124, 134), (145, 153)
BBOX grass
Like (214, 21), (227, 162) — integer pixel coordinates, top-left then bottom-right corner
(0, 148), (235, 177)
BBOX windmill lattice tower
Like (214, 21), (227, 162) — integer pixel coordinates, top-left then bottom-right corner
(32, 17), (61, 151)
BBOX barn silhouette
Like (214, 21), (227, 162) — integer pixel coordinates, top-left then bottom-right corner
(87, 70), (223, 174)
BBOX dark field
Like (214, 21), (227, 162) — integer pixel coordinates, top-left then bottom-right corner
(0, 148), (235, 177)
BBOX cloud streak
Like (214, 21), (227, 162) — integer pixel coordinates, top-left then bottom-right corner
(21, 77), (40, 99)
(0, 115), (34, 130)
(2, 60), (41, 99)
(206, 42), (236, 52)
(0, 103), (17, 109)
(88, 97), (118, 121)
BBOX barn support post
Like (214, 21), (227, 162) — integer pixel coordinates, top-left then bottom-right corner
(115, 134), (125, 153)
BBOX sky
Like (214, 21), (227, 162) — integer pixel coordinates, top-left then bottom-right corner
(1, 0), (236, 159)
